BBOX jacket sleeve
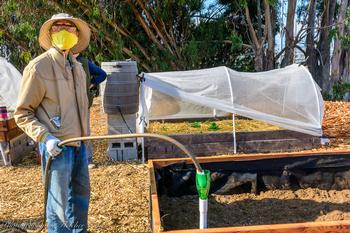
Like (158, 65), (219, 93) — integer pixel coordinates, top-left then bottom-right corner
(14, 66), (49, 142)
(88, 61), (107, 85)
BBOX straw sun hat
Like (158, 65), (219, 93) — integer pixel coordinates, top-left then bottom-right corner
(39, 13), (91, 53)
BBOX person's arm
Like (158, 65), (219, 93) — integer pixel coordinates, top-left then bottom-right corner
(88, 61), (107, 86)
(14, 66), (49, 142)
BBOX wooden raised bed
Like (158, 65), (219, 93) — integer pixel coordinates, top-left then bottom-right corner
(149, 151), (350, 233)
(0, 118), (23, 142)
(145, 130), (320, 159)
(0, 118), (34, 165)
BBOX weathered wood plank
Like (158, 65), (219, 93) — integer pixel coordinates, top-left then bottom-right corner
(7, 118), (18, 130)
(7, 128), (23, 141)
(0, 118), (17, 132)
(150, 151), (350, 170)
(0, 128), (23, 142)
(161, 220), (350, 232)
(147, 139), (319, 159)
(0, 121), (8, 132)
(151, 193), (162, 233)
(145, 130), (319, 145)
(149, 160), (162, 233)
(149, 160), (157, 195)
(236, 130), (319, 140)
(145, 130), (321, 159)
(0, 131), (6, 141)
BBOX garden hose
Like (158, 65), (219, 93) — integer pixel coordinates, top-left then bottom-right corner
(0, 133), (204, 232)
(58, 133), (203, 172)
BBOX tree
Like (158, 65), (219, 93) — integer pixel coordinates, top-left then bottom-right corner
(1, 0), (248, 72)
(241, 0), (275, 71)
(330, 0), (349, 90)
(0, 0), (58, 70)
(315, 0), (336, 90)
(281, 0), (297, 67)
(305, 0), (317, 81)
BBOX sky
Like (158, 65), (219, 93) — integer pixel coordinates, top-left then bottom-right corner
(204, 0), (217, 9)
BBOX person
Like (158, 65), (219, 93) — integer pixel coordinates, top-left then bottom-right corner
(14, 13), (91, 232)
(74, 53), (107, 169)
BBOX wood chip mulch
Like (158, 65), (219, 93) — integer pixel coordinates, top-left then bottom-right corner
(323, 101), (350, 138)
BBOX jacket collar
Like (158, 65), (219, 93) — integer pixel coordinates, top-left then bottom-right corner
(48, 47), (78, 69)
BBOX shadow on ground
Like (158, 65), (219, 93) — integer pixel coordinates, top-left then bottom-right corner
(160, 195), (350, 230)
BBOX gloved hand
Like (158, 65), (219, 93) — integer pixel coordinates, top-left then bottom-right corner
(45, 134), (62, 156)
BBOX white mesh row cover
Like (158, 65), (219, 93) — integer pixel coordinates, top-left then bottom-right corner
(0, 57), (22, 111)
(141, 64), (324, 136)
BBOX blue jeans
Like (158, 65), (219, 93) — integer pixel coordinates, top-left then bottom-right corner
(39, 143), (90, 233)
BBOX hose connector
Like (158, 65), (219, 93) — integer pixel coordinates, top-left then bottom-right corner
(196, 170), (211, 200)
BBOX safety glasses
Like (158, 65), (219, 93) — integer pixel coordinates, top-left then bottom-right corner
(51, 23), (78, 33)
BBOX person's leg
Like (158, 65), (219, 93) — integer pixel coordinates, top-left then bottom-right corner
(68, 143), (90, 233)
(39, 143), (75, 233)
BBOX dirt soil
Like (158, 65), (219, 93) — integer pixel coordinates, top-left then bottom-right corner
(147, 118), (281, 134)
(160, 189), (350, 230)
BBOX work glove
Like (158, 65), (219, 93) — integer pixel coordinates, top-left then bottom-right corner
(45, 134), (62, 157)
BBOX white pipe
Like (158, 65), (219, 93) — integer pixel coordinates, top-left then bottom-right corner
(140, 125), (145, 164)
(224, 67), (237, 154)
(199, 198), (208, 229)
(140, 78), (146, 164)
(0, 142), (10, 166)
(232, 113), (237, 154)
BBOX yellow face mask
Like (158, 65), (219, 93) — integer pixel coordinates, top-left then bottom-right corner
(51, 30), (78, 50)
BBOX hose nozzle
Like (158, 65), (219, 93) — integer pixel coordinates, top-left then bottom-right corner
(196, 170), (210, 200)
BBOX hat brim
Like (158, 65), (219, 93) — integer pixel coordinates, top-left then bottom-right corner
(39, 17), (91, 53)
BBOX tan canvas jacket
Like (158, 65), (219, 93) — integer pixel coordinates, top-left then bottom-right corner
(14, 47), (89, 143)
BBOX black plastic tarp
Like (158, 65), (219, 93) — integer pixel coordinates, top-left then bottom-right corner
(156, 155), (350, 197)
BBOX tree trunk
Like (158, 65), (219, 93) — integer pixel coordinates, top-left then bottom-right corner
(244, 4), (264, 71)
(257, 0), (263, 39)
(255, 46), (264, 72)
(271, 3), (276, 55)
(316, 0), (336, 91)
(264, 0), (275, 70)
(330, 0), (349, 89)
(305, 0), (317, 81)
(281, 0), (297, 67)
(342, 50), (350, 83)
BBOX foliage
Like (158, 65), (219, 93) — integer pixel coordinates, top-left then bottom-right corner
(233, 51), (255, 72)
(183, 17), (240, 69)
(230, 32), (243, 52)
(0, 0), (57, 70)
(0, 0), (252, 72)
(190, 121), (201, 128)
(325, 82), (350, 101)
(208, 122), (220, 131)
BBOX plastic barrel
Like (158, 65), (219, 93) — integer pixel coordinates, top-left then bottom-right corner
(101, 61), (139, 114)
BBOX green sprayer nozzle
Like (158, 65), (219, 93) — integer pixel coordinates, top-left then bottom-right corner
(196, 170), (211, 200)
